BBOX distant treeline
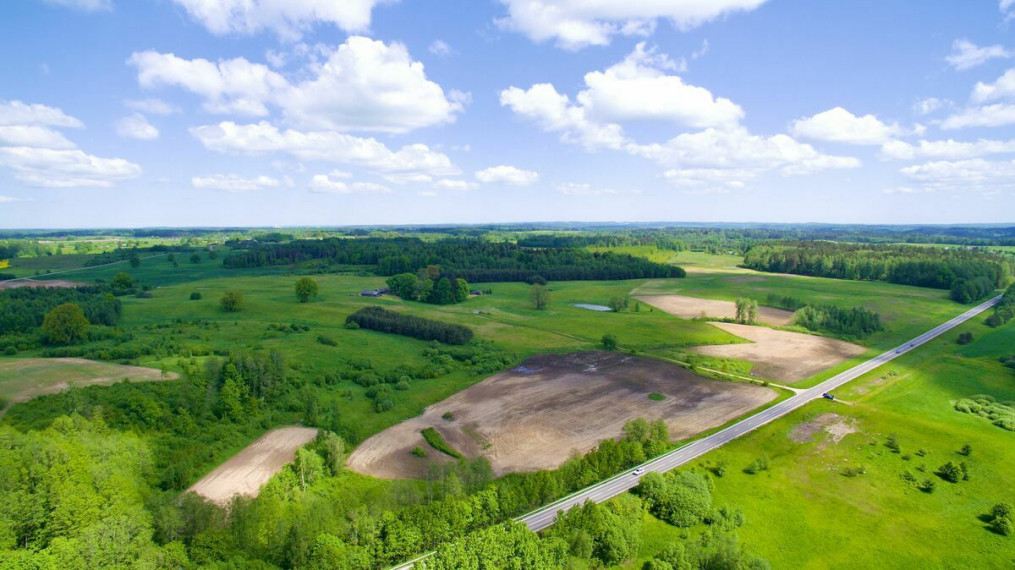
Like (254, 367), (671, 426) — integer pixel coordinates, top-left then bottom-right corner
(224, 237), (685, 283)
(346, 306), (474, 344)
(0, 286), (122, 334)
(987, 283), (1015, 328)
(745, 242), (1013, 301)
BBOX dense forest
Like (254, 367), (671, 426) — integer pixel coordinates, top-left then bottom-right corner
(345, 306), (474, 345)
(223, 237), (686, 282)
(0, 286), (122, 336)
(744, 242), (1013, 299)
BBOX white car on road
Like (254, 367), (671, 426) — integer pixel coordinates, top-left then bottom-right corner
(633, 467), (645, 476)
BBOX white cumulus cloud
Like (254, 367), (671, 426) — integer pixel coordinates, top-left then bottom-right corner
(901, 158), (1015, 193)
(791, 107), (902, 145)
(496, 0), (768, 50)
(500, 43), (740, 150)
(190, 121), (459, 178)
(0, 100), (140, 187)
(192, 174), (281, 191)
(475, 165), (539, 186)
(881, 138), (1015, 160)
(310, 172), (391, 194)
(946, 39), (1011, 71)
(942, 103), (1015, 129)
(115, 114), (159, 140)
(170, 0), (392, 39)
(129, 37), (462, 133)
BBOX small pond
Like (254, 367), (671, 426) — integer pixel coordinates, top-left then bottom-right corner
(572, 303), (612, 312)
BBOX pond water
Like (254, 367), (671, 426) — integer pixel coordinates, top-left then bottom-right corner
(572, 303), (612, 312)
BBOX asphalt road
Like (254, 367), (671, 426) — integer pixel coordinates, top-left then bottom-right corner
(391, 294), (1001, 568)
(517, 294), (1002, 532)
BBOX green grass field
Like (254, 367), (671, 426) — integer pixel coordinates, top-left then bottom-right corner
(629, 318), (1015, 569)
(0, 357), (171, 412)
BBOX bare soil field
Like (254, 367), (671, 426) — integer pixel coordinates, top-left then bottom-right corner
(636, 294), (795, 326)
(188, 427), (320, 504)
(692, 323), (867, 383)
(0, 279), (85, 289)
(347, 352), (776, 479)
(0, 357), (178, 412)
(789, 413), (857, 447)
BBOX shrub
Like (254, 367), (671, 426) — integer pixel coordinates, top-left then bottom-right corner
(295, 277), (319, 303)
(190, 292), (202, 300)
(411, 446), (427, 458)
(374, 399), (394, 413)
(601, 334), (618, 350)
(744, 455), (770, 474)
(957, 332), (974, 345)
(959, 443), (972, 456)
(421, 427), (463, 459)
(220, 290), (243, 312)
(919, 478), (936, 493)
(648, 393), (665, 401)
(936, 461), (962, 483)
(442, 412), (455, 421)
(3, 346), (16, 356)
(344, 321), (360, 330)
(317, 335), (337, 347)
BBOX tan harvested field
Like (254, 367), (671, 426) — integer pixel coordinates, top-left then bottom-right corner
(347, 352), (776, 479)
(692, 323), (867, 383)
(636, 294), (795, 326)
(188, 427), (320, 504)
(0, 357), (178, 412)
(0, 279), (86, 289)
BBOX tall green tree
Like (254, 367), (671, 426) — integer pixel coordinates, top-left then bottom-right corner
(41, 302), (90, 345)
(295, 277), (320, 303)
(220, 290), (243, 312)
(531, 284), (550, 310)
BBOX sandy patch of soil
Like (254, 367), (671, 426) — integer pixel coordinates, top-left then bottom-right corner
(0, 279), (86, 289)
(187, 427), (320, 504)
(692, 323), (866, 383)
(790, 413), (857, 445)
(347, 352), (776, 479)
(0, 358), (178, 411)
(636, 294), (795, 326)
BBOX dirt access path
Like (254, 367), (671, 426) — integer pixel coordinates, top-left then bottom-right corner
(187, 427), (320, 504)
(347, 352), (775, 479)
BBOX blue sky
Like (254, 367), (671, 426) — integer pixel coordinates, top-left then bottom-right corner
(2, 0), (1015, 228)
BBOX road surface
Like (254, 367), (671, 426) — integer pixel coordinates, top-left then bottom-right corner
(392, 294), (1000, 568)
(518, 294), (1001, 532)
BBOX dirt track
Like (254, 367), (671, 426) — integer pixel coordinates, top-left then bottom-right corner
(347, 352), (775, 479)
(0, 279), (86, 289)
(692, 323), (867, 383)
(187, 427), (320, 504)
(636, 294), (795, 326)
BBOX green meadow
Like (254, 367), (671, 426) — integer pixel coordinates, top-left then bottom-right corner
(625, 317), (1015, 569)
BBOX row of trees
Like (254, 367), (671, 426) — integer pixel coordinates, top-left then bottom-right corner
(734, 298), (759, 324)
(950, 276), (997, 304)
(743, 242), (1013, 297)
(386, 268), (470, 305)
(346, 306), (474, 344)
(986, 283), (1015, 327)
(223, 236), (686, 283)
